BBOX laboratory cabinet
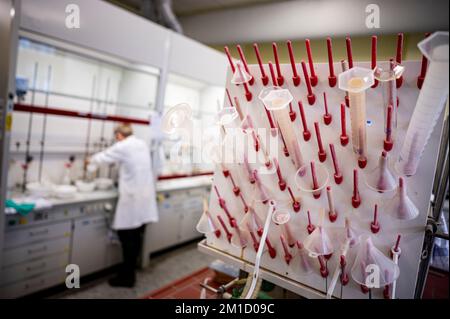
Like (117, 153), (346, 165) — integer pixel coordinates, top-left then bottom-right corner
(0, 182), (211, 298)
(0, 197), (118, 298)
(145, 187), (207, 253)
(71, 215), (115, 277)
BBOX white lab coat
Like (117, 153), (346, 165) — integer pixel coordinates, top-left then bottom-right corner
(92, 135), (159, 230)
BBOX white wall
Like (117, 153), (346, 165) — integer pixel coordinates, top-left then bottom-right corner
(8, 0), (228, 190)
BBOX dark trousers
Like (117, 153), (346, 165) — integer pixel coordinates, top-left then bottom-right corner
(117, 225), (145, 283)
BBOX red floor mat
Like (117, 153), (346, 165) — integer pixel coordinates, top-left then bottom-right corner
(142, 267), (220, 299)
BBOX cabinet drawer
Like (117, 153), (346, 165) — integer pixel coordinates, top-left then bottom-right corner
(2, 236), (71, 267)
(0, 252), (69, 285)
(0, 268), (66, 298)
(4, 221), (72, 249)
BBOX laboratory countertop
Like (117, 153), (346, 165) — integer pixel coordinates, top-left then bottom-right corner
(5, 175), (213, 213)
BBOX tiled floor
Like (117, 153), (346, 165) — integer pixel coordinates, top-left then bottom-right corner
(52, 241), (215, 299)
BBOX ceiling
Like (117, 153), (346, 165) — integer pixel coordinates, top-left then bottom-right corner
(172, 0), (281, 16)
(108, 0), (281, 17)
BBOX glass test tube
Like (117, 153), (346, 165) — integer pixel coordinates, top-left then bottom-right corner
(338, 68), (375, 168)
(396, 32), (449, 176)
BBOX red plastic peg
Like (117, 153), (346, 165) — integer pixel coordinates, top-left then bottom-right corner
(340, 256), (349, 285)
(272, 43), (284, 86)
(396, 33), (404, 88)
(318, 256), (329, 278)
(288, 186), (301, 212)
(305, 39), (318, 86)
(280, 235), (293, 265)
(228, 172), (241, 196)
(224, 46), (235, 73)
(236, 62), (252, 102)
(236, 45), (254, 85)
(266, 237), (277, 259)
(326, 37), (337, 87)
(274, 157), (287, 191)
(371, 35), (378, 88)
(340, 103), (349, 146)
(314, 122), (327, 162)
(417, 33), (431, 89)
(310, 161), (321, 199)
(239, 193), (249, 213)
(253, 43), (269, 86)
(306, 210), (316, 234)
(390, 234), (402, 258)
(288, 102), (296, 122)
(248, 226), (260, 252)
(301, 61), (316, 105)
(322, 92), (332, 125)
(217, 215), (232, 243)
(341, 60), (350, 107)
(326, 186), (338, 222)
(287, 40), (301, 86)
(345, 37), (354, 69)
(298, 101), (311, 141)
(370, 204), (380, 233)
(352, 169), (361, 208)
(329, 144), (343, 184)
(268, 61), (278, 86)
(214, 186), (236, 227)
(278, 126), (290, 157)
(384, 105), (394, 152)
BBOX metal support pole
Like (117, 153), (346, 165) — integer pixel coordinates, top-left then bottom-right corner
(0, 0), (21, 270)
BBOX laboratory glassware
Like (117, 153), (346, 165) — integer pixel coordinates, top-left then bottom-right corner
(295, 161), (329, 199)
(374, 60), (404, 151)
(338, 67), (375, 169)
(396, 32), (449, 176)
(365, 151), (397, 193)
(385, 177), (419, 220)
(351, 235), (400, 287)
(259, 86), (305, 170)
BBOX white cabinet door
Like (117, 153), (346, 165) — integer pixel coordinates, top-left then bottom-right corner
(145, 192), (183, 253)
(71, 215), (109, 277)
(179, 194), (203, 242)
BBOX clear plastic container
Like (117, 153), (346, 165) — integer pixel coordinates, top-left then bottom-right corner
(374, 61), (405, 138)
(338, 67), (375, 168)
(396, 32), (449, 176)
(351, 235), (400, 287)
(259, 86), (305, 169)
(295, 161), (329, 199)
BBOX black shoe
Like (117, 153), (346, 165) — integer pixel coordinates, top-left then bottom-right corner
(108, 276), (135, 288)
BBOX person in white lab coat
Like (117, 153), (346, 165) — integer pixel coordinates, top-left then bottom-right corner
(90, 123), (158, 287)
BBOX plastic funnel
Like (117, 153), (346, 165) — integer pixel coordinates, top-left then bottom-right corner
(365, 151), (397, 193)
(385, 177), (419, 220)
(295, 161), (329, 199)
(351, 235), (400, 287)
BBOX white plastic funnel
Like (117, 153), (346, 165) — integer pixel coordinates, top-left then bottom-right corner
(351, 235), (400, 287)
(385, 177), (419, 220)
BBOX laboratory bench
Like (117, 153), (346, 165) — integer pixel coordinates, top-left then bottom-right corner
(0, 175), (212, 298)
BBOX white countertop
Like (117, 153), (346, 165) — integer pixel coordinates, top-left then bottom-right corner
(155, 175), (212, 192)
(5, 175), (212, 213)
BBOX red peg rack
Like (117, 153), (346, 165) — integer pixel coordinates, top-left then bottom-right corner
(305, 39), (318, 87)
